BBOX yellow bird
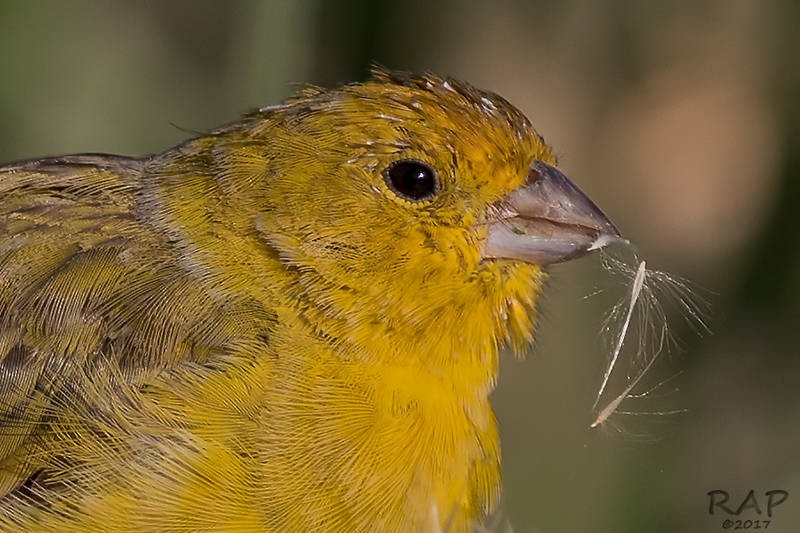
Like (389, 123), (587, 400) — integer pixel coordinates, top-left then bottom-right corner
(0, 69), (618, 531)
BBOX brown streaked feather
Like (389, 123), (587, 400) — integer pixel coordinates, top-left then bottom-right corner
(0, 154), (274, 500)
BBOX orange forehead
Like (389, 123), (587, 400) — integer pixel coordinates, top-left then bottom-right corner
(245, 71), (556, 205)
(337, 72), (554, 198)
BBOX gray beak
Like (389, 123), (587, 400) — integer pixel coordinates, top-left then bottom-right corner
(482, 161), (622, 265)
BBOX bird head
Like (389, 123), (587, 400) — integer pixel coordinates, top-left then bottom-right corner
(193, 69), (619, 366)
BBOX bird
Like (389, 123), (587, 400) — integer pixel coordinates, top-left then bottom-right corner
(0, 69), (619, 531)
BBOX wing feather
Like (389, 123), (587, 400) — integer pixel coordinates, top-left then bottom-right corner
(0, 154), (272, 499)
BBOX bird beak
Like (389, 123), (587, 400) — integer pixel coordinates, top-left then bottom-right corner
(482, 161), (622, 265)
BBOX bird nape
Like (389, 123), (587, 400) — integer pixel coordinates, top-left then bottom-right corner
(0, 69), (619, 531)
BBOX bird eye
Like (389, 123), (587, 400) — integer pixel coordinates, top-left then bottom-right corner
(383, 160), (439, 202)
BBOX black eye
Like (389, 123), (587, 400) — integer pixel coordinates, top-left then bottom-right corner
(383, 160), (439, 202)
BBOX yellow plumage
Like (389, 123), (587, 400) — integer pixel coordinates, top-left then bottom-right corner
(0, 70), (616, 531)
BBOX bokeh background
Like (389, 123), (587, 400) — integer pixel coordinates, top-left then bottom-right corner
(0, 1), (797, 531)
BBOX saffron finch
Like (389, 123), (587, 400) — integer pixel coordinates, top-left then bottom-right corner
(0, 69), (619, 531)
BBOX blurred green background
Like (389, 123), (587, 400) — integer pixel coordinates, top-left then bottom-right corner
(1, 1), (797, 531)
